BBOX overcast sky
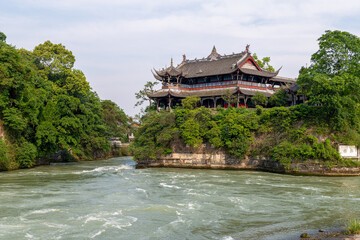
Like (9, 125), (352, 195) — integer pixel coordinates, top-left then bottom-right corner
(1, 0), (360, 116)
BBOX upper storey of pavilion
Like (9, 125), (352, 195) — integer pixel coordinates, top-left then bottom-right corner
(152, 45), (294, 85)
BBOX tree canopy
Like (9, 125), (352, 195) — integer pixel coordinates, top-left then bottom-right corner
(297, 30), (360, 129)
(0, 32), (6, 42)
(0, 34), (130, 170)
(251, 92), (268, 107)
(134, 81), (158, 107)
(252, 53), (275, 72)
(310, 30), (360, 76)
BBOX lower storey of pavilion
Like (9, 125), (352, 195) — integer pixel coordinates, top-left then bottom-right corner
(149, 87), (282, 109)
(148, 87), (305, 109)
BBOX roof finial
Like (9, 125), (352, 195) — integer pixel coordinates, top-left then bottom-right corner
(207, 45), (220, 60)
(211, 45), (217, 54)
(171, 58), (173, 67)
(245, 44), (250, 53)
(182, 54), (186, 62)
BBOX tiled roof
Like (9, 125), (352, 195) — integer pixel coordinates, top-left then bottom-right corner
(239, 88), (273, 97)
(270, 76), (297, 83)
(152, 46), (293, 81)
(178, 53), (249, 78)
(239, 67), (278, 78)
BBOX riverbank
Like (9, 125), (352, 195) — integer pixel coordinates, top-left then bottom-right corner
(136, 152), (360, 176)
(34, 145), (131, 167)
(131, 105), (360, 177)
(298, 229), (360, 239)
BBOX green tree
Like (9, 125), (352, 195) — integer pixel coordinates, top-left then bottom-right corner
(269, 89), (288, 107)
(0, 32), (6, 42)
(310, 30), (360, 75)
(135, 81), (158, 107)
(297, 30), (360, 129)
(33, 40), (75, 73)
(252, 53), (275, 72)
(130, 111), (177, 160)
(101, 100), (129, 141)
(181, 96), (200, 110)
(0, 34), (128, 169)
(221, 90), (237, 106)
(33, 41), (90, 97)
(251, 92), (268, 107)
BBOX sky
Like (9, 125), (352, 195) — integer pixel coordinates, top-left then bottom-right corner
(1, 0), (360, 116)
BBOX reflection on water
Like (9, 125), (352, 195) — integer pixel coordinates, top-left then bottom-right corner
(0, 157), (360, 240)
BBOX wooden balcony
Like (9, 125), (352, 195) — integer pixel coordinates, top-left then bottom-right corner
(162, 80), (273, 91)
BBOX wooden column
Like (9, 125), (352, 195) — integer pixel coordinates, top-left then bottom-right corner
(168, 94), (171, 110)
(236, 90), (239, 108)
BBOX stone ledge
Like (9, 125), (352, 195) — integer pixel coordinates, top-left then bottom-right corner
(136, 153), (360, 176)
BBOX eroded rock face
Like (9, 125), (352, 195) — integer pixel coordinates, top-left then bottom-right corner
(136, 142), (360, 176)
(137, 154), (360, 175)
(0, 121), (5, 140)
(136, 154), (360, 175)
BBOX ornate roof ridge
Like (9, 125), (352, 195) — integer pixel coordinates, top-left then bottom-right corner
(183, 51), (246, 64)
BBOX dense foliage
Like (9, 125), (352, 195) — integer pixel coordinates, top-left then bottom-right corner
(297, 30), (360, 130)
(252, 53), (275, 72)
(131, 105), (347, 169)
(0, 32), (129, 170)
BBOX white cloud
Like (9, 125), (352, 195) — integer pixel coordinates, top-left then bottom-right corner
(1, 0), (360, 115)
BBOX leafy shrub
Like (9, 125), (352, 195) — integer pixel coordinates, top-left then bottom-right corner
(270, 137), (341, 169)
(0, 138), (11, 170)
(61, 149), (74, 162)
(131, 111), (177, 160)
(15, 141), (37, 168)
(2, 108), (27, 134)
(269, 89), (288, 107)
(181, 96), (200, 110)
(252, 92), (268, 107)
(271, 141), (297, 169)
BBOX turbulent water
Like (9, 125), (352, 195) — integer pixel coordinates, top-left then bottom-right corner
(1, 157), (360, 240)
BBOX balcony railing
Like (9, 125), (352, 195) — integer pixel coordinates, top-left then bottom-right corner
(164, 80), (269, 89)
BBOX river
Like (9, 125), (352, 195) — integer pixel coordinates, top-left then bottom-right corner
(1, 157), (360, 240)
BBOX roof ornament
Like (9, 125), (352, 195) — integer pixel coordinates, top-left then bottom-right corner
(245, 44), (250, 53)
(182, 54), (186, 62)
(207, 45), (221, 60)
(171, 58), (173, 67)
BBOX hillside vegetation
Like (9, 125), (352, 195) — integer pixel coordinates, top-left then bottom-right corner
(0, 32), (129, 170)
(131, 30), (360, 169)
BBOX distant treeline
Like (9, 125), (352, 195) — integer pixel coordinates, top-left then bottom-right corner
(0, 32), (129, 170)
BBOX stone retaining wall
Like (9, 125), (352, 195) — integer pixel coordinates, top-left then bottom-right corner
(136, 152), (360, 176)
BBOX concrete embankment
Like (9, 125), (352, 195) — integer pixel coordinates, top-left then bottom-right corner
(136, 152), (360, 176)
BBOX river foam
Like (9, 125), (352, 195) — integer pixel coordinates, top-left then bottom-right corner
(1, 156), (360, 240)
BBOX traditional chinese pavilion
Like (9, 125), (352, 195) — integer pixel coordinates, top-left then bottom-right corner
(148, 46), (297, 109)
